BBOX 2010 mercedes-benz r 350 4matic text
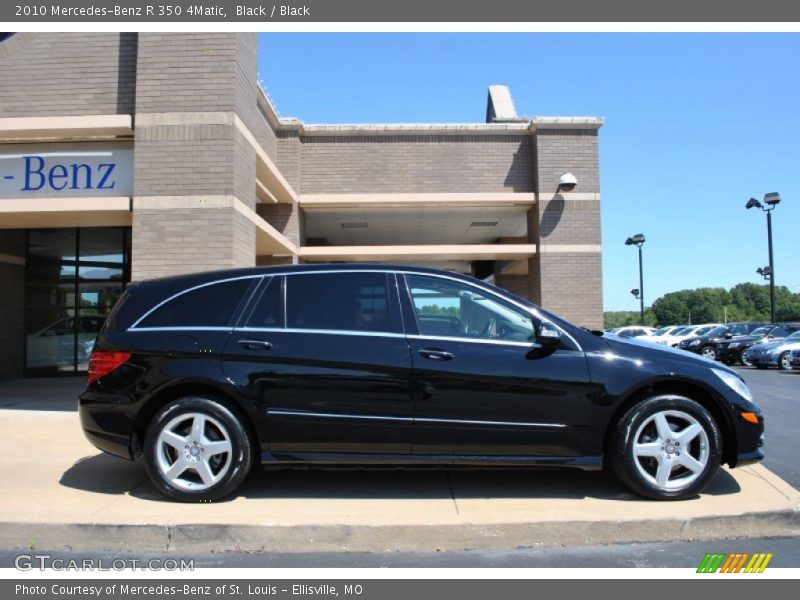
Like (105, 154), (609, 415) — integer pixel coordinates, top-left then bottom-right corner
(79, 265), (764, 502)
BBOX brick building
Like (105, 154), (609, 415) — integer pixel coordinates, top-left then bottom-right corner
(0, 32), (603, 379)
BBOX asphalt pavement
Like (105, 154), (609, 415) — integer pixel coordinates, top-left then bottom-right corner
(734, 366), (800, 489)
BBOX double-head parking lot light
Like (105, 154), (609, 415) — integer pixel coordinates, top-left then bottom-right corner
(625, 234), (646, 325)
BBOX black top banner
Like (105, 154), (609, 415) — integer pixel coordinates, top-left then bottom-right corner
(3, 0), (800, 22)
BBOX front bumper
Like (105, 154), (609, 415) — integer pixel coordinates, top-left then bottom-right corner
(748, 352), (780, 367)
(717, 346), (745, 362)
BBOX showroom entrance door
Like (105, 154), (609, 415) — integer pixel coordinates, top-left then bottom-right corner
(25, 227), (131, 376)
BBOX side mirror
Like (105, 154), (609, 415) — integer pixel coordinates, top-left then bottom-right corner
(528, 320), (562, 359)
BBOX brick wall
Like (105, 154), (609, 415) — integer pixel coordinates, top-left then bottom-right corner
(257, 203), (304, 245)
(0, 32), (137, 117)
(132, 205), (254, 280)
(534, 129), (600, 194)
(131, 33), (259, 280)
(538, 199), (601, 246)
(0, 231), (26, 380)
(538, 252), (603, 329)
(276, 130), (302, 190)
(299, 135), (533, 194)
(527, 127), (603, 328)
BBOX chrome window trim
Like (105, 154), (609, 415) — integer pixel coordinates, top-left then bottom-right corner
(128, 274), (264, 330)
(236, 326), (406, 339)
(407, 334), (534, 348)
(128, 326), (234, 332)
(267, 409), (566, 429)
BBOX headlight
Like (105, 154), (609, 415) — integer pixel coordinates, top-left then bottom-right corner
(712, 368), (754, 403)
(729, 342), (740, 348)
(689, 340), (701, 346)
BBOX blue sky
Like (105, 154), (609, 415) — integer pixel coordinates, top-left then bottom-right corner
(258, 34), (800, 312)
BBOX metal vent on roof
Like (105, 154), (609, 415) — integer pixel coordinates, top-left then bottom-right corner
(470, 221), (498, 227)
(340, 222), (368, 229)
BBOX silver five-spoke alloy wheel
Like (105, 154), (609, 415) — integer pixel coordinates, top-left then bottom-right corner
(631, 409), (709, 491)
(156, 412), (233, 491)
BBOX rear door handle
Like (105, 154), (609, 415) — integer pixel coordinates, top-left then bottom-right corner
(238, 339), (273, 350)
(418, 349), (454, 361)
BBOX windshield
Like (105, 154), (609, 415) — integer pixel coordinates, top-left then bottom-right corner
(693, 326), (715, 336)
(750, 326), (771, 337)
(784, 331), (800, 342)
(653, 327), (672, 336)
(671, 327), (690, 336)
(707, 326), (727, 337)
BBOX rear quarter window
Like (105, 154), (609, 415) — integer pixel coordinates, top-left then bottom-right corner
(135, 278), (254, 329)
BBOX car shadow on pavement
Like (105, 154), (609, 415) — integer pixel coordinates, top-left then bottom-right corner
(59, 453), (741, 503)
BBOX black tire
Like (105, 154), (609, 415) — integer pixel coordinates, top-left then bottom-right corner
(608, 395), (723, 500)
(143, 396), (253, 502)
(699, 346), (716, 361)
(739, 349), (752, 366)
(778, 351), (791, 371)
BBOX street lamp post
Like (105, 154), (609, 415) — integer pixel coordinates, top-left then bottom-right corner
(625, 234), (646, 326)
(746, 193), (781, 323)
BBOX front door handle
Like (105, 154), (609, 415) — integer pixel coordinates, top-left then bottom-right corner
(418, 348), (454, 361)
(238, 339), (273, 350)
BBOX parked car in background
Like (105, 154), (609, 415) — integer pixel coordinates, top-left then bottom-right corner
(677, 322), (768, 361)
(746, 330), (800, 370)
(78, 264), (764, 502)
(637, 326), (682, 345)
(606, 325), (656, 339)
(26, 315), (105, 368)
(717, 324), (800, 366)
(790, 348), (800, 370)
(666, 324), (721, 348)
(657, 326), (694, 347)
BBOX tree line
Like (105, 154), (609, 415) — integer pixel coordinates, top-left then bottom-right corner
(604, 283), (800, 329)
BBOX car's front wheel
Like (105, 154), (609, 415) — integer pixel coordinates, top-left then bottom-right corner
(143, 396), (253, 502)
(779, 351), (791, 371)
(700, 346), (716, 360)
(739, 349), (752, 366)
(608, 395), (722, 500)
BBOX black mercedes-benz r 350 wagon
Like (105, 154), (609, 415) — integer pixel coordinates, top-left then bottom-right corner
(79, 265), (764, 502)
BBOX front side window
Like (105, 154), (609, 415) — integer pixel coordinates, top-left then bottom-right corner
(137, 278), (253, 328)
(405, 275), (534, 343)
(285, 272), (392, 333)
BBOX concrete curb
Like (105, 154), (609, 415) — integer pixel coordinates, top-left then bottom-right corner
(3, 509), (799, 553)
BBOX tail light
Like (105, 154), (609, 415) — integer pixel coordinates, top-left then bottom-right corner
(87, 351), (131, 384)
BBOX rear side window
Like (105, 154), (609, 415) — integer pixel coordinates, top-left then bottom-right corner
(136, 278), (253, 328)
(286, 272), (392, 333)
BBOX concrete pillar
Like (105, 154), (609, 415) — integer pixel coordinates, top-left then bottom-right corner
(131, 33), (259, 280)
(530, 128), (603, 329)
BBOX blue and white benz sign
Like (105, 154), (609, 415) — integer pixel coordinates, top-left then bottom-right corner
(0, 142), (133, 199)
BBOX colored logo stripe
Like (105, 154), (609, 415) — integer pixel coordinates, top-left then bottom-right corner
(697, 552), (773, 573)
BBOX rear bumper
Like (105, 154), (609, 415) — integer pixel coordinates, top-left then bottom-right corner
(78, 392), (136, 460)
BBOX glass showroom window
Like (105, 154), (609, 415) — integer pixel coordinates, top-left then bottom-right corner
(25, 228), (130, 375)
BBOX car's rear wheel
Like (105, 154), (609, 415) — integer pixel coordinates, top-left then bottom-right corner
(143, 396), (253, 502)
(700, 346), (716, 360)
(608, 395), (722, 500)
